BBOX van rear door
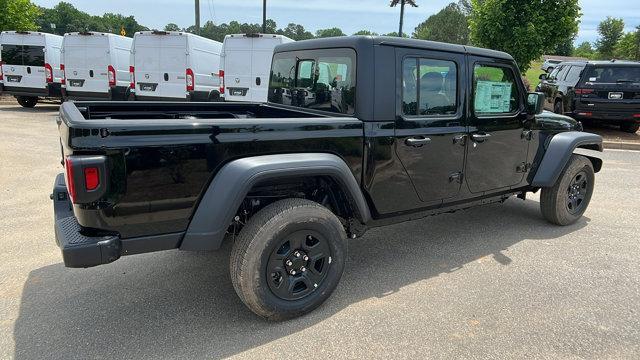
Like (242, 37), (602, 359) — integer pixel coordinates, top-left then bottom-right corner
(250, 37), (281, 102)
(1, 34), (47, 90)
(134, 33), (187, 99)
(223, 37), (252, 101)
(64, 34), (109, 94)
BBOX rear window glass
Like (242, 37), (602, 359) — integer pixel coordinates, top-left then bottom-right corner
(268, 48), (356, 115)
(582, 66), (640, 84)
(1, 44), (22, 65)
(0, 44), (45, 66)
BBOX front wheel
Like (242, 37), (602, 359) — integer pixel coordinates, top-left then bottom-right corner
(230, 198), (347, 320)
(540, 155), (595, 225)
(16, 96), (38, 108)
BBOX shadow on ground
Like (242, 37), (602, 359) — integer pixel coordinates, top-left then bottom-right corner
(0, 104), (60, 112)
(13, 199), (588, 359)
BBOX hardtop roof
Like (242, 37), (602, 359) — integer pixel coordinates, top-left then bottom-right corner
(275, 35), (513, 61)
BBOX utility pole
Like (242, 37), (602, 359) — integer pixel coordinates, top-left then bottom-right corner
(195, 0), (200, 35)
(398, 0), (404, 37)
(262, 0), (267, 33)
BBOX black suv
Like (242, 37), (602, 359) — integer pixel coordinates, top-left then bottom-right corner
(537, 60), (640, 133)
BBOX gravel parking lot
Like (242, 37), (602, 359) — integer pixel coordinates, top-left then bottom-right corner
(0, 103), (639, 359)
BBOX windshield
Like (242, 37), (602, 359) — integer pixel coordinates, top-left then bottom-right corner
(582, 65), (640, 84)
(268, 48), (356, 115)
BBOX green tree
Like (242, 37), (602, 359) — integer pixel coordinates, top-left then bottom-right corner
(315, 27), (345, 38)
(413, 2), (469, 44)
(553, 37), (574, 56)
(278, 23), (314, 40)
(595, 17), (625, 59)
(614, 28), (640, 60)
(0, 0), (41, 31)
(36, 2), (146, 36)
(574, 41), (594, 59)
(353, 30), (378, 36)
(382, 31), (409, 38)
(469, 0), (581, 72)
(164, 23), (181, 32)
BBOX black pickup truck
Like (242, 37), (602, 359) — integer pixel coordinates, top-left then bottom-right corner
(53, 36), (603, 320)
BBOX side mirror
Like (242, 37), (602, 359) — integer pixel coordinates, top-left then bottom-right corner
(527, 92), (545, 115)
(538, 73), (547, 80)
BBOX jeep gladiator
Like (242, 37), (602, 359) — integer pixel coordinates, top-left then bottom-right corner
(52, 36), (603, 320)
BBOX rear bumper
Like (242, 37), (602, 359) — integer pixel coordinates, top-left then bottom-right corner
(52, 173), (183, 268)
(573, 109), (640, 123)
(62, 86), (129, 101)
(3, 83), (62, 98)
(52, 173), (121, 268)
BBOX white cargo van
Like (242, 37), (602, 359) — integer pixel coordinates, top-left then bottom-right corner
(130, 31), (222, 101)
(220, 34), (293, 102)
(0, 31), (63, 107)
(61, 32), (132, 101)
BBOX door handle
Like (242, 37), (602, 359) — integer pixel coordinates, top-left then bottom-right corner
(471, 133), (491, 142)
(405, 137), (431, 147)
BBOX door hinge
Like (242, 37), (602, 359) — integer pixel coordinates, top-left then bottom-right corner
(453, 134), (466, 146)
(521, 130), (533, 141)
(449, 172), (464, 184)
(516, 162), (532, 173)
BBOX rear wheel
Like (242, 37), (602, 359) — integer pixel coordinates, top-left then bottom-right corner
(620, 122), (640, 133)
(16, 96), (38, 108)
(540, 155), (594, 225)
(230, 198), (347, 320)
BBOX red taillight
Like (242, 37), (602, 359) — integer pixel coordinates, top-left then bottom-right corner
(577, 112), (593, 117)
(186, 68), (194, 91)
(575, 88), (594, 95)
(107, 65), (116, 87)
(633, 114), (640, 118)
(129, 66), (135, 89)
(0, 61), (4, 81)
(60, 64), (66, 85)
(84, 167), (99, 191)
(219, 70), (224, 94)
(64, 157), (76, 203)
(44, 63), (53, 83)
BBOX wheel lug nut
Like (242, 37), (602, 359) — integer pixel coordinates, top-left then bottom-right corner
(285, 260), (292, 266)
(290, 270), (296, 275)
(303, 255), (309, 261)
(294, 251), (300, 258)
(301, 266), (306, 272)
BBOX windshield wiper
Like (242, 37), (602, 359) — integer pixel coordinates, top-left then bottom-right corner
(616, 79), (636, 83)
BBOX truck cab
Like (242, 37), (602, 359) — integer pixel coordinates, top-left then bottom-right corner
(52, 36), (602, 320)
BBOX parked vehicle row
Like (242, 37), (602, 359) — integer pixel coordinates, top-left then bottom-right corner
(0, 30), (293, 107)
(536, 60), (640, 133)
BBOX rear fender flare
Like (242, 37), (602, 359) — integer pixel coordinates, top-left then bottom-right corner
(180, 153), (371, 251)
(531, 131), (603, 188)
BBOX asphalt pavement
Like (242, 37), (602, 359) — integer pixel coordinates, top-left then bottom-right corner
(0, 103), (639, 359)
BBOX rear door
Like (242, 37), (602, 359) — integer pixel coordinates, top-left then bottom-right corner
(64, 35), (109, 94)
(575, 64), (640, 115)
(1, 35), (47, 90)
(223, 37), (252, 101)
(393, 47), (467, 205)
(135, 34), (187, 99)
(250, 37), (280, 102)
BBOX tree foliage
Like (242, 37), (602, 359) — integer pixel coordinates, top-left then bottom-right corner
(614, 27), (640, 60)
(574, 41), (595, 59)
(469, 0), (581, 72)
(353, 30), (378, 36)
(315, 27), (346, 38)
(413, 2), (469, 44)
(0, 0), (41, 32)
(36, 2), (147, 36)
(595, 17), (625, 59)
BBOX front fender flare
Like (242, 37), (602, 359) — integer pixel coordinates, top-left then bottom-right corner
(531, 131), (603, 188)
(180, 153), (371, 251)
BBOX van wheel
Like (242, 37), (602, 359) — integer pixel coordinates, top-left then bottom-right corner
(540, 155), (594, 226)
(620, 122), (639, 133)
(16, 96), (38, 108)
(230, 198), (347, 320)
(553, 100), (563, 114)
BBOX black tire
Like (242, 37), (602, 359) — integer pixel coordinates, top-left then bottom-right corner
(553, 100), (563, 114)
(16, 96), (38, 108)
(230, 198), (347, 320)
(620, 122), (640, 133)
(540, 155), (595, 226)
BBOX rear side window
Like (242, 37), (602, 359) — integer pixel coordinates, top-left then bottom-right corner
(473, 64), (519, 114)
(581, 66), (640, 84)
(1, 44), (22, 65)
(564, 66), (584, 84)
(0, 44), (45, 66)
(554, 65), (569, 81)
(402, 57), (457, 116)
(268, 48), (356, 115)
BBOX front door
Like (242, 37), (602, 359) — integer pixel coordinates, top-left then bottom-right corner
(465, 57), (530, 193)
(394, 48), (467, 204)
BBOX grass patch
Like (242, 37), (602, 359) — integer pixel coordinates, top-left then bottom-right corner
(524, 60), (544, 90)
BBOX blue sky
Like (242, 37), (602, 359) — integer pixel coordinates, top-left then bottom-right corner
(33, 0), (640, 44)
